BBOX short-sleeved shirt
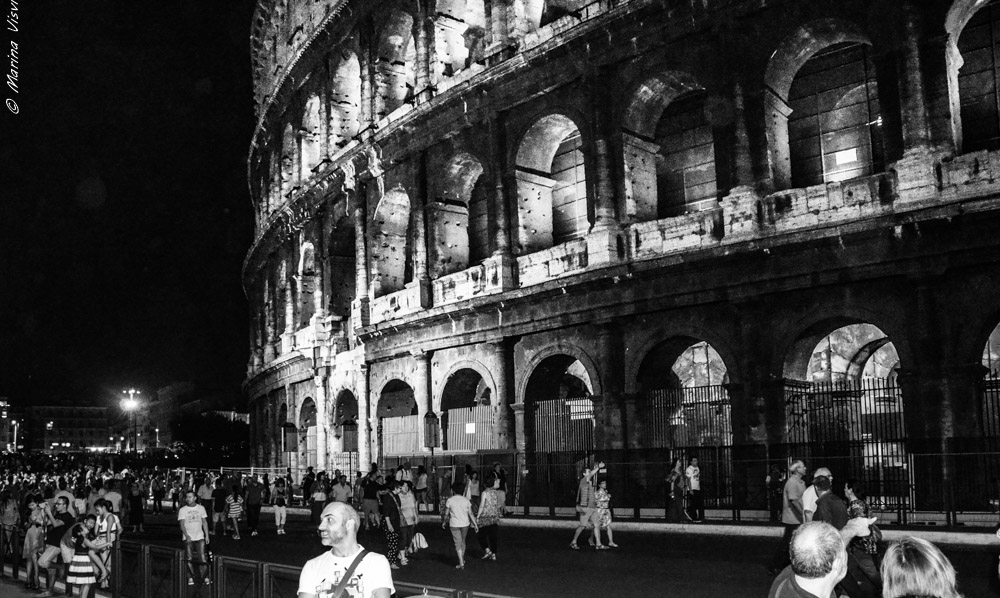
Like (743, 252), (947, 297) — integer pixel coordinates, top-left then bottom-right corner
(445, 494), (474, 528)
(45, 512), (75, 547)
(802, 485), (819, 517)
(767, 566), (833, 598)
(781, 476), (806, 525)
(297, 546), (394, 598)
(813, 493), (848, 530)
(178, 504), (208, 542)
(331, 484), (352, 504)
(686, 465), (701, 491)
(212, 488), (228, 513)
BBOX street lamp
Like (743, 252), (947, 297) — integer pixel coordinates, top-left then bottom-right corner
(155, 428), (160, 448)
(121, 389), (141, 453)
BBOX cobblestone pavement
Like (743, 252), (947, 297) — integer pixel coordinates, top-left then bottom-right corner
(107, 509), (1000, 598)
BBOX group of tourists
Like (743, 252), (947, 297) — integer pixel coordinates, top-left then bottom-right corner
(767, 459), (969, 598)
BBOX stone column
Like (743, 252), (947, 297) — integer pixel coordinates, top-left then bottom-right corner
(898, 1), (931, 153)
(359, 45), (374, 130)
(587, 137), (624, 265)
(413, 350), (432, 448)
(595, 320), (626, 445)
(264, 279), (278, 362)
(415, 1), (432, 102)
(357, 364), (373, 470)
(314, 374), (329, 472)
(484, 114), (517, 291)
(351, 189), (371, 328)
(489, 340), (514, 450)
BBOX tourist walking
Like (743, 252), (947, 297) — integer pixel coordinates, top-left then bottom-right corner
(476, 473), (504, 560)
(245, 476), (263, 536)
(845, 479), (883, 596)
(595, 479), (618, 548)
(570, 462), (603, 550)
(414, 466), (431, 511)
(769, 459), (806, 576)
(665, 458), (687, 522)
(95, 499), (120, 589)
(22, 496), (45, 590)
(442, 481), (478, 569)
(178, 490), (211, 586)
(225, 487), (244, 540)
(127, 483), (145, 533)
(380, 480), (403, 570)
(398, 481), (417, 564)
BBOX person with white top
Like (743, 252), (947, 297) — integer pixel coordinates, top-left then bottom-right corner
(442, 482), (479, 569)
(177, 490), (210, 586)
(685, 457), (703, 522)
(803, 467), (833, 523)
(297, 502), (394, 598)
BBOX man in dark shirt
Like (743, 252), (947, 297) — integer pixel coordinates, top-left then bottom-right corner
(38, 496), (75, 597)
(245, 477), (264, 537)
(812, 476), (848, 530)
(211, 480), (229, 536)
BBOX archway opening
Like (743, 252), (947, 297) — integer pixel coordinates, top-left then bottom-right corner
(378, 379), (420, 457)
(635, 339), (732, 449)
(428, 152), (485, 277)
(334, 390), (359, 453)
(954, 0), (1000, 152)
(376, 11), (416, 117)
(301, 94), (323, 174)
(330, 48), (361, 149)
(298, 241), (316, 327)
(783, 321), (907, 510)
(371, 187), (412, 296)
(441, 368), (493, 451)
(515, 114), (589, 253)
(434, 1), (487, 77)
(277, 402), (289, 467)
(524, 354), (593, 454)
(982, 322), (1000, 438)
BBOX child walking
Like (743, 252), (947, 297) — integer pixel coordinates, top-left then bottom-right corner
(225, 487), (244, 540)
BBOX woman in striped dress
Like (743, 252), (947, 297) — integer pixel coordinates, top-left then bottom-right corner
(225, 487), (244, 540)
(66, 521), (100, 596)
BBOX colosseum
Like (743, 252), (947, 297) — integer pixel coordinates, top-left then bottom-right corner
(244, 0), (1000, 520)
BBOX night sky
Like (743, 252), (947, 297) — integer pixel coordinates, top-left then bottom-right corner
(1, 2), (256, 408)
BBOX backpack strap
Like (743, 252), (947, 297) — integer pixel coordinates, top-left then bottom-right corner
(332, 550), (369, 598)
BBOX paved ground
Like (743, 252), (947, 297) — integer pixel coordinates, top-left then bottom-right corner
(91, 508), (1000, 598)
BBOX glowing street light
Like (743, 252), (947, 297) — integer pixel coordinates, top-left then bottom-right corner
(121, 388), (141, 453)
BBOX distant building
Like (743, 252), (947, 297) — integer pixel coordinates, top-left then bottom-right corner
(25, 405), (110, 453)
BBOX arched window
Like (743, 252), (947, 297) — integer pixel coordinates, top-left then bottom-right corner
(955, 0), (1000, 152)
(298, 241), (316, 327)
(376, 11), (417, 117)
(371, 186), (412, 296)
(301, 94), (323, 174)
(765, 20), (886, 189)
(427, 152), (486, 277)
(280, 122), (298, 197)
(515, 114), (589, 253)
(378, 380), (420, 456)
(623, 72), (716, 221)
(330, 49), (361, 149)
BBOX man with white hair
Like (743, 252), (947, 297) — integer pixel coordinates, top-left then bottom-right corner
(802, 466), (833, 523)
(297, 502), (394, 598)
(768, 518), (875, 598)
(769, 459), (806, 576)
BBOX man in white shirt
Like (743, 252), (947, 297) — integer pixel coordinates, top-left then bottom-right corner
(685, 457), (703, 522)
(802, 467), (833, 523)
(178, 490), (211, 586)
(298, 503), (394, 598)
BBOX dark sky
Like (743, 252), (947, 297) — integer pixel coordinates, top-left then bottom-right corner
(1, 2), (256, 408)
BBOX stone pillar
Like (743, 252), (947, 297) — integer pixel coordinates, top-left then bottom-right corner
(484, 114), (517, 291)
(511, 403), (528, 453)
(899, 1), (931, 153)
(357, 364), (372, 471)
(595, 320), (626, 446)
(312, 229), (327, 328)
(264, 279), (278, 362)
(359, 46), (374, 130)
(586, 137), (624, 265)
(411, 174), (432, 308)
(413, 350), (432, 447)
(489, 340), (514, 449)
(731, 83), (754, 189)
(287, 386), (300, 477)
(314, 375), (329, 472)
(415, 1), (432, 102)
(763, 88), (793, 190)
(351, 190), (371, 328)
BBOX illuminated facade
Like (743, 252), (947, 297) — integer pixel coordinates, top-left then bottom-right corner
(245, 0), (1000, 516)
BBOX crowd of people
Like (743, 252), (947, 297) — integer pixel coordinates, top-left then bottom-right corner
(0, 452), (988, 598)
(766, 458), (971, 598)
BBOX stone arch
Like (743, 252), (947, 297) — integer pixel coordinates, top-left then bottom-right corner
(330, 47), (362, 149)
(763, 18), (876, 189)
(428, 151), (487, 277)
(540, 0), (587, 27)
(634, 337), (732, 392)
(517, 343), (603, 405)
(434, 0), (487, 77)
(436, 358), (497, 409)
(622, 70), (719, 220)
(781, 318), (904, 382)
(375, 9), (417, 117)
(376, 378), (418, 418)
(521, 347), (599, 455)
(514, 111), (591, 253)
(300, 93), (324, 174)
(371, 186), (412, 296)
(947, 0), (1000, 153)
(333, 389), (359, 452)
(325, 209), (356, 319)
(625, 325), (741, 394)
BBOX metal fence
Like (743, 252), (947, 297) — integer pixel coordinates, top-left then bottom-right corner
(443, 405), (495, 452)
(0, 536), (518, 598)
(530, 398), (594, 453)
(379, 415), (422, 456)
(636, 385), (732, 448)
